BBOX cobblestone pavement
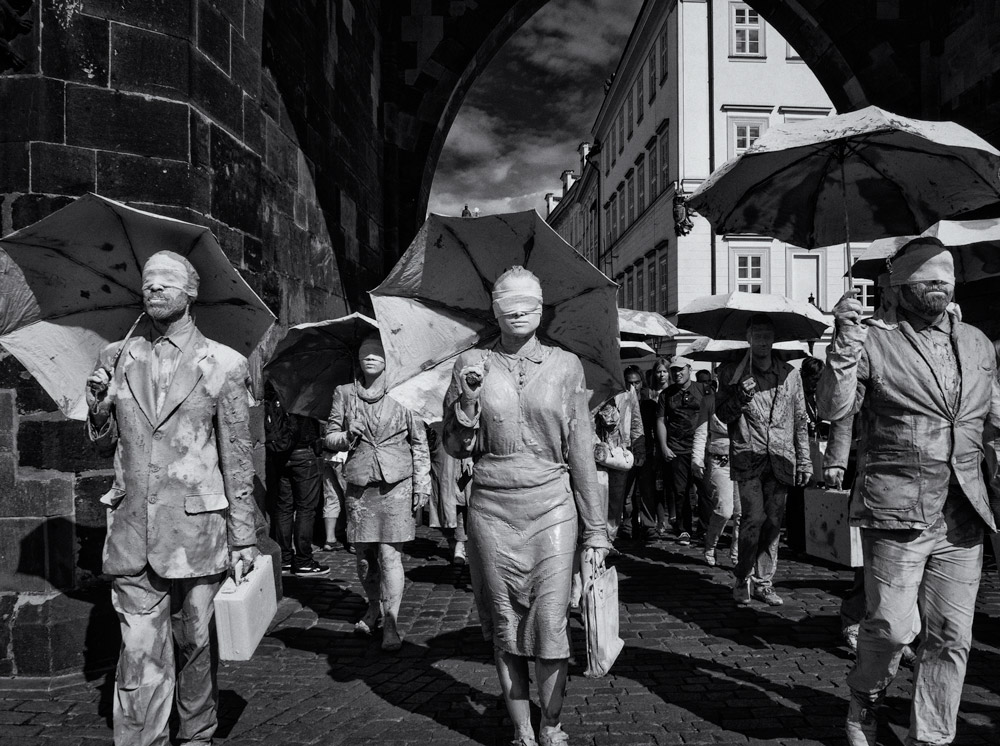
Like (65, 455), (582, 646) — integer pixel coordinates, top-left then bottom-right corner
(2, 527), (999, 745)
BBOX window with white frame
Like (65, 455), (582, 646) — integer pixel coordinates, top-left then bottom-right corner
(729, 118), (767, 158)
(659, 131), (670, 189)
(647, 256), (656, 311)
(647, 138), (658, 197)
(627, 173), (635, 224)
(659, 23), (668, 82)
(786, 41), (802, 61)
(731, 3), (764, 57)
(647, 49), (656, 101)
(732, 249), (768, 293)
(854, 278), (875, 313)
(658, 252), (668, 312)
(637, 159), (646, 212)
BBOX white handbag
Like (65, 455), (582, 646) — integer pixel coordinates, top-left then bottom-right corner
(594, 442), (635, 471)
(582, 565), (625, 678)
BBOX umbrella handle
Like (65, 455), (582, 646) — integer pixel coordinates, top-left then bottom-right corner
(110, 312), (146, 377)
(840, 149), (853, 291)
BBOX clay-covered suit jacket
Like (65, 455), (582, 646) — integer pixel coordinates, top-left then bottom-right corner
(88, 325), (257, 579)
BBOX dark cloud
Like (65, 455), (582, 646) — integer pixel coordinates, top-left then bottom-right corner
(428, 0), (643, 218)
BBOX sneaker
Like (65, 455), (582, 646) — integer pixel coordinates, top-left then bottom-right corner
(845, 695), (878, 746)
(752, 586), (784, 606)
(281, 562), (293, 573)
(703, 548), (717, 567)
(452, 541), (467, 566)
(733, 578), (751, 606)
(293, 560), (330, 576)
(677, 531), (691, 546)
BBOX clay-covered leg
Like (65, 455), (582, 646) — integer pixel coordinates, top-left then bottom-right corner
(379, 542), (405, 651)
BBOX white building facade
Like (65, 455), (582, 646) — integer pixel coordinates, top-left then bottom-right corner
(548, 0), (872, 350)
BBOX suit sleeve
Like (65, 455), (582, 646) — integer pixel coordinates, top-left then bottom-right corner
(407, 410), (432, 496)
(823, 416), (855, 472)
(217, 357), (257, 549)
(817, 322), (870, 422)
(566, 357), (612, 550)
(443, 356), (479, 458)
(791, 371), (811, 474)
(324, 386), (353, 452)
(87, 344), (120, 457)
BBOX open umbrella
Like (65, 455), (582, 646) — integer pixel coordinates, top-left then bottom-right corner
(619, 340), (656, 360)
(617, 308), (679, 339)
(263, 312), (378, 420)
(0, 193), (275, 420)
(677, 291), (830, 343)
(686, 106), (1000, 284)
(370, 210), (622, 422)
(682, 336), (808, 363)
(853, 217), (1000, 283)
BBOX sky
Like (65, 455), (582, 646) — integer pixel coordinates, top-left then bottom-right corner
(427, 0), (644, 219)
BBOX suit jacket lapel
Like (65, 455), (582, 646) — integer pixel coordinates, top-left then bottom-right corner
(898, 321), (949, 412)
(122, 343), (155, 427)
(156, 333), (207, 428)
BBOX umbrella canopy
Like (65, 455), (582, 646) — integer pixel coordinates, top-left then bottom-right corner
(617, 308), (679, 339)
(0, 193), (275, 420)
(619, 340), (656, 360)
(687, 106), (1000, 250)
(263, 313), (378, 420)
(370, 210), (622, 422)
(682, 336), (808, 363)
(853, 217), (1000, 283)
(678, 291), (831, 343)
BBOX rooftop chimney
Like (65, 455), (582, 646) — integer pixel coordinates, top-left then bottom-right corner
(560, 170), (577, 196)
(578, 142), (591, 173)
(544, 192), (561, 217)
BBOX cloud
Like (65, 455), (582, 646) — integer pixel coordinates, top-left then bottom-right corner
(429, 0), (643, 221)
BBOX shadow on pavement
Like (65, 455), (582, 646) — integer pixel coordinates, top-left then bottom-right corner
(271, 624), (509, 746)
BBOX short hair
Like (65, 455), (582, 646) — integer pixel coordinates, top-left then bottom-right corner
(695, 369), (711, 381)
(745, 313), (774, 331)
(800, 356), (825, 379)
(623, 365), (642, 380)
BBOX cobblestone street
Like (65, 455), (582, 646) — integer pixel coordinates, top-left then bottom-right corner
(2, 527), (999, 746)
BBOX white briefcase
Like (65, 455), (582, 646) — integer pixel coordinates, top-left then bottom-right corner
(214, 554), (277, 661)
(582, 565), (625, 678)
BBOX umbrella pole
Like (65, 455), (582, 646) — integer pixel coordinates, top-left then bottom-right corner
(840, 151), (854, 293)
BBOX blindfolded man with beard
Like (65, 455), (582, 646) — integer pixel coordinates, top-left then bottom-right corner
(817, 237), (1000, 746)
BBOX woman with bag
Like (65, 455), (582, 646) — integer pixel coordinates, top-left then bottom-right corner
(443, 266), (612, 746)
(594, 390), (644, 540)
(326, 335), (431, 651)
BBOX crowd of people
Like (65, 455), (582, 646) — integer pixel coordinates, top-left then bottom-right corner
(84, 242), (1000, 746)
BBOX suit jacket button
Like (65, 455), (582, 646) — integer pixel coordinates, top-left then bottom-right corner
(150, 465), (160, 472)
(148, 496), (157, 504)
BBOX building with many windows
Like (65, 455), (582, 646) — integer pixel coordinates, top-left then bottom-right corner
(547, 0), (871, 352)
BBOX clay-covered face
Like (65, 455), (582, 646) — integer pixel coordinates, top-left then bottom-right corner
(358, 337), (386, 378)
(900, 280), (954, 318)
(494, 296), (542, 338)
(141, 257), (191, 322)
(747, 323), (775, 355)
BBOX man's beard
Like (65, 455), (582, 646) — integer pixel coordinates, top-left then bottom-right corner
(901, 284), (952, 318)
(145, 296), (189, 322)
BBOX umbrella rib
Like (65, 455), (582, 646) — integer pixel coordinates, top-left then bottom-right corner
(441, 222), (499, 298)
(710, 143), (838, 232)
(858, 139), (1000, 199)
(2, 239), (143, 299)
(29, 302), (144, 322)
(849, 147), (922, 229)
(802, 150), (840, 248)
(102, 198), (145, 276)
